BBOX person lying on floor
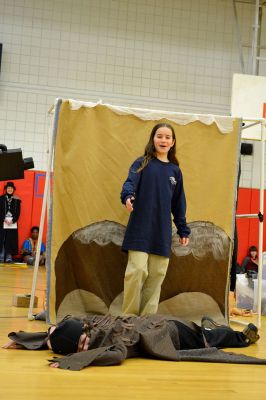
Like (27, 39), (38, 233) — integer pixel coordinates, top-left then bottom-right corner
(2, 314), (262, 371)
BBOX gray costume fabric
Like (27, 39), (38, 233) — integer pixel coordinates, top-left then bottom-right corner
(8, 331), (48, 349)
(8, 315), (266, 371)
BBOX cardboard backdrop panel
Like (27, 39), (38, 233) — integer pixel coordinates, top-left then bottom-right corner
(47, 101), (241, 324)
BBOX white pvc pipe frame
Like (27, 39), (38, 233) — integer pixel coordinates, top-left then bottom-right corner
(234, 117), (265, 329)
(27, 100), (61, 320)
(251, 0), (260, 75)
(27, 102), (266, 327)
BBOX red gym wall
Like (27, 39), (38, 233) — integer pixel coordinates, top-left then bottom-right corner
(0, 170), (48, 254)
(0, 172), (264, 264)
(236, 187), (266, 264)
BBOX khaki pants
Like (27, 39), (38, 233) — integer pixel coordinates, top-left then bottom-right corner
(122, 250), (169, 316)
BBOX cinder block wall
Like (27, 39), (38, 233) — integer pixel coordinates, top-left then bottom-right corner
(0, 1), (266, 258)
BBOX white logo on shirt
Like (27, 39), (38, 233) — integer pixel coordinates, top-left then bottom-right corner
(169, 176), (176, 185)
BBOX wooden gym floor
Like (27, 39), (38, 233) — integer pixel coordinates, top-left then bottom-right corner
(0, 264), (266, 400)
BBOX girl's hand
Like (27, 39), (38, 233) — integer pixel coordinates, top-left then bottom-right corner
(49, 362), (60, 368)
(180, 237), (189, 246)
(125, 197), (135, 212)
(1, 340), (23, 349)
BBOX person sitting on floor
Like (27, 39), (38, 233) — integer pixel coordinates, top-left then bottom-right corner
(21, 226), (46, 266)
(241, 245), (258, 274)
(2, 314), (262, 371)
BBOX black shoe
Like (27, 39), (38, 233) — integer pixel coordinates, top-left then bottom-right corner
(201, 316), (227, 330)
(242, 323), (260, 344)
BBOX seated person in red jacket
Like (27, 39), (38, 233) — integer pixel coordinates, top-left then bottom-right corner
(241, 245), (258, 273)
(2, 314), (261, 371)
(21, 226), (46, 266)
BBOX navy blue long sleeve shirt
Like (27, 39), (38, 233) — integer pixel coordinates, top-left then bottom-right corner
(120, 157), (191, 257)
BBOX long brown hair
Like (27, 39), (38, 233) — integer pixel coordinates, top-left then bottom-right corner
(137, 123), (179, 172)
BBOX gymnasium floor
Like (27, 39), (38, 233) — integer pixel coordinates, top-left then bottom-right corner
(0, 264), (266, 400)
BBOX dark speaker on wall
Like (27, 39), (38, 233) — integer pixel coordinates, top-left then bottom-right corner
(0, 43), (2, 72)
(0, 145), (34, 181)
(241, 143), (253, 156)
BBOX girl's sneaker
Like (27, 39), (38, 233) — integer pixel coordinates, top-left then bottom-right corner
(242, 323), (260, 344)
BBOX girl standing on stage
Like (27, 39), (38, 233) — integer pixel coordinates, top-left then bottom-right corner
(0, 182), (21, 263)
(120, 123), (190, 316)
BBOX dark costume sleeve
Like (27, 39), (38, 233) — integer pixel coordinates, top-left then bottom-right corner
(8, 331), (48, 349)
(91, 345), (127, 366)
(171, 170), (191, 238)
(11, 198), (21, 223)
(0, 196), (5, 223)
(177, 348), (266, 365)
(120, 158), (143, 204)
(48, 344), (127, 371)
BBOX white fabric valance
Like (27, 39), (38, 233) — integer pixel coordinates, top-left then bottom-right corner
(67, 99), (235, 134)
